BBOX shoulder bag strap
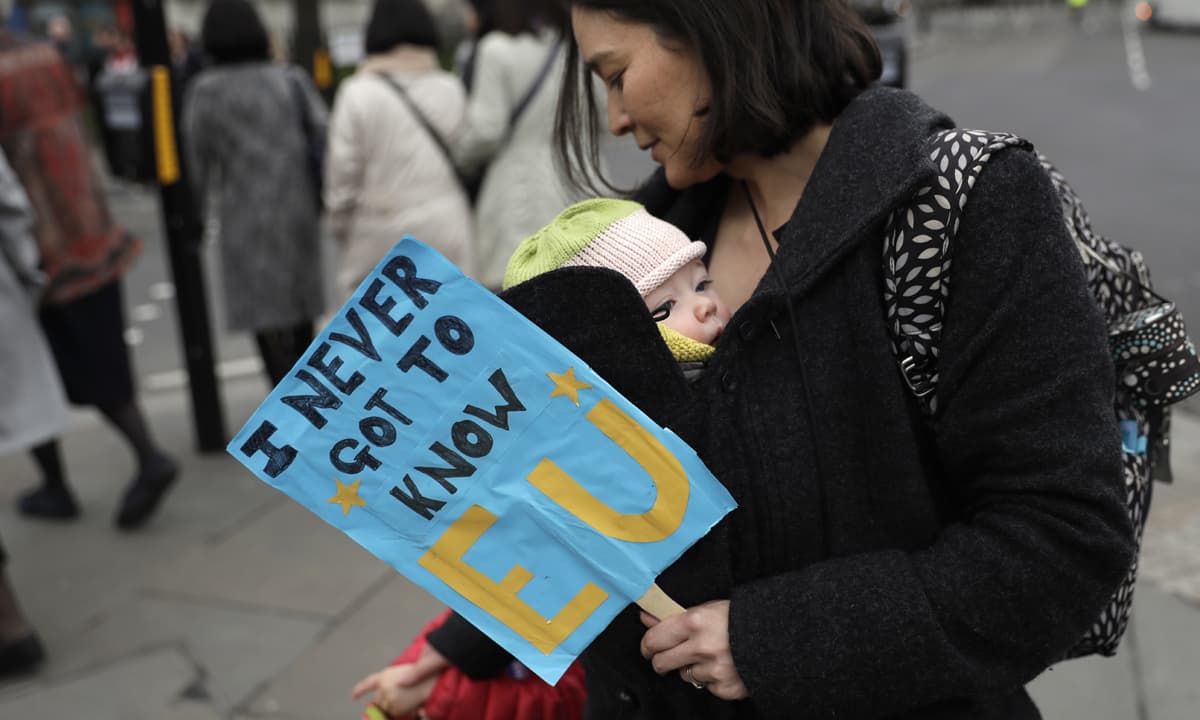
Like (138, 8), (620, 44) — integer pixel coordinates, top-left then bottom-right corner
(884, 128), (1027, 415)
(373, 72), (458, 168)
(286, 69), (315, 141)
(506, 37), (563, 130)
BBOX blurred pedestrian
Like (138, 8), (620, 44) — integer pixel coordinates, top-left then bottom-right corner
(0, 118), (70, 471)
(168, 28), (205, 99)
(93, 30), (153, 183)
(424, 0), (471, 63)
(456, 0), (496, 91)
(44, 14), (88, 94)
(84, 24), (120, 156)
(184, 0), (328, 385)
(0, 29), (178, 530)
(324, 0), (475, 302)
(0, 146), (59, 678)
(44, 13), (74, 61)
(451, 0), (596, 290)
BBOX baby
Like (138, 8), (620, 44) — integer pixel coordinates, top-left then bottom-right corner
(503, 198), (732, 376)
(350, 199), (731, 720)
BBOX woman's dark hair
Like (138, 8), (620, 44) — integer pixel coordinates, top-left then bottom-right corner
(364, 0), (440, 55)
(491, 0), (570, 36)
(200, 0), (271, 65)
(555, 0), (882, 192)
(468, 0), (499, 38)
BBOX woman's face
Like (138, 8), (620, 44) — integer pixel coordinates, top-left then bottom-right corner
(572, 6), (722, 189)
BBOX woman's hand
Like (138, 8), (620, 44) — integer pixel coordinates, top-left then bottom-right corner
(640, 600), (749, 701)
(351, 644), (449, 718)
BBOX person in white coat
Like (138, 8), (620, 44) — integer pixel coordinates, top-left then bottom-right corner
(0, 155), (69, 461)
(324, 0), (476, 304)
(0, 147), (58, 676)
(451, 0), (603, 290)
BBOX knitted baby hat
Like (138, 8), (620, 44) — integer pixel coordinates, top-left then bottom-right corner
(502, 198), (706, 295)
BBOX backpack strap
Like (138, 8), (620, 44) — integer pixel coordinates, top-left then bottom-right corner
(884, 129), (1029, 415)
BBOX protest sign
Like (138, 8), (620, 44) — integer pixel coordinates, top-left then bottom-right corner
(228, 237), (736, 684)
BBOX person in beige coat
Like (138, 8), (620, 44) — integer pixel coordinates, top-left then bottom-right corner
(324, 0), (476, 304)
(452, 0), (603, 290)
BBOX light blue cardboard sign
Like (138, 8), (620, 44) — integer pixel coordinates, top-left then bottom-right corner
(227, 237), (736, 684)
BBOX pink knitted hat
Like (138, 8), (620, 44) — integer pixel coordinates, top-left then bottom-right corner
(503, 199), (707, 295)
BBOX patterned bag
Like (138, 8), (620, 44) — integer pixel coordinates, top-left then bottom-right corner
(883, 128), (1200, 659)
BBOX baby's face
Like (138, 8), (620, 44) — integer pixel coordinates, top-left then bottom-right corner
(644, 259), (731, 346)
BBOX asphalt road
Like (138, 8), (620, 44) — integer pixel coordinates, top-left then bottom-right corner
(111, 4), (1200, 416)
(912, 4), (1200, 409)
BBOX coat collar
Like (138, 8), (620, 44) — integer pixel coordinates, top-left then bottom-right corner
(358, 45), (440, 75)
(765, 87), (954, 299)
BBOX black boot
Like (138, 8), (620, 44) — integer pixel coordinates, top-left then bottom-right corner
(0, 634), (45, 677)
(114, 454), (179, 530)
(20, 441), (79, 521)
(17, 485), (80, 521)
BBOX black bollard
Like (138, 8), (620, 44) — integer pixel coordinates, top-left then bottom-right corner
(130, 0), (227, 452)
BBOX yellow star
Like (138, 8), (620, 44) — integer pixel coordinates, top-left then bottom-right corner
(328, 478), (367, 516)
(547, 367), (593, 407)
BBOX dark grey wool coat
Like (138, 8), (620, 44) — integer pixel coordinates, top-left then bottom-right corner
(429, 87), (1135, 719)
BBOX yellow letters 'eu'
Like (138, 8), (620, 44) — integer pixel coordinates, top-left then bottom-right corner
(528, 398), (690, 543)
(417, 398), (690, 654)
(419, 504), (609, 654)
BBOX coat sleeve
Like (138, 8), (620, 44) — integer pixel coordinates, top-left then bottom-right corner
(451, 33), (515, 175)
(726, 149), (1135, 717)
(424, 611), (513, 680)
(0, 147), (41, 296)
(181, 81), (213, 211)
(323, 81), (365, 246)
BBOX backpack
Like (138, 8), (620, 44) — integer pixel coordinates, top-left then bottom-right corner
(883, 128), (1200, 659)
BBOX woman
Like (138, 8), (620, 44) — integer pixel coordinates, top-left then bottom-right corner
(324, 0), (475, 302)
(184, 0), (327, 385)
(362, 2), (1135, 718)
(451, 0), (596, 289)
(0, 146), (56, 676)
(0, 30), (176, 530)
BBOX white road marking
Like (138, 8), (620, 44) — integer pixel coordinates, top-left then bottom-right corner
(131, 303), (161, 323)
(148, 282), (176, 301)
(143, 356), (264, 392)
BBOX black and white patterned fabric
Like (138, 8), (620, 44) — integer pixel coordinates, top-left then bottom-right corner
(883, 129), (1025, 415)
(883, 127), (1200, 660)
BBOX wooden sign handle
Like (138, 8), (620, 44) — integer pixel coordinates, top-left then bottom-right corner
(636, 583), (686, 619)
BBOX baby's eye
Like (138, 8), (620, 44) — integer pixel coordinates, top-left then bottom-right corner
(696, 279), (712, 292)
(650, 301), (674, 322)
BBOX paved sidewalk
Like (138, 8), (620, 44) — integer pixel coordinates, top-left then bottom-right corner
(0, 377), (443, 719)
(2, 373), (1200, 719)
